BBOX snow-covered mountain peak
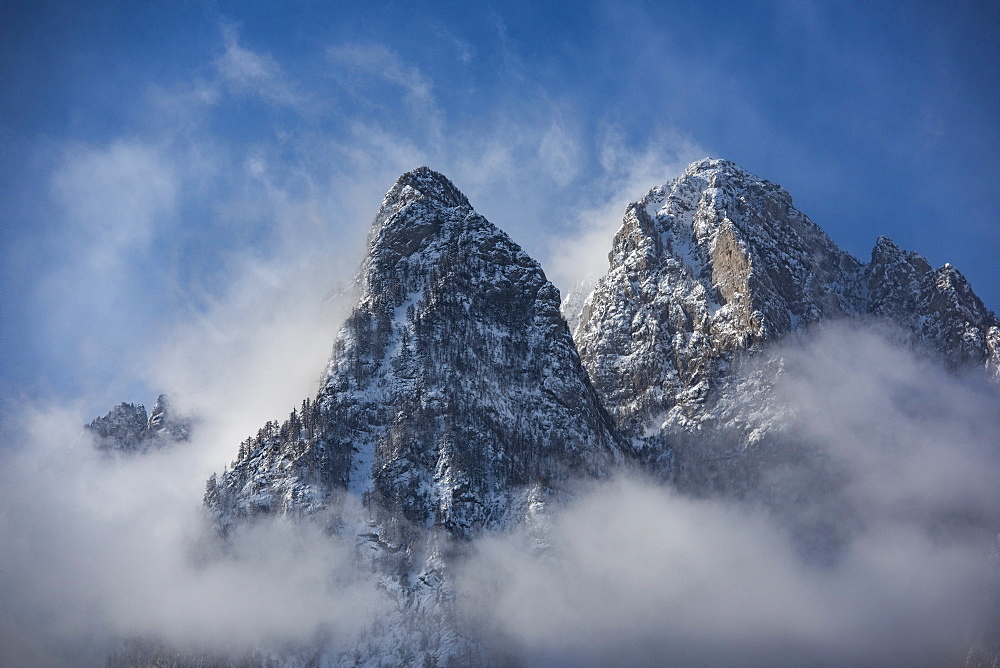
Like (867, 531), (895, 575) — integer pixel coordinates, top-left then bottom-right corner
(683, 156), (760, 182)
(369, 166), (472, 246)
(870, 235), (929, 269)
(394, 166), (470, 208)
(574, 157), (999, 440)
(208, 167), (622, 542)
(86, 394), (190, 452)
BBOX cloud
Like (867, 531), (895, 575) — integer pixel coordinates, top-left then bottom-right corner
(457, 323), (1000, 666)
(33, 141), (179, 390)
(0, 399), (386, 667)
(463, 477), (993, 666)
(537, 120), (582, 187)
(50, 140), (177, 265)
(774, 322), (1000, 534)
(145, 243), (357, 470)
(0, 120), (384, 664)
(327, 44), (438, 119)
(21, 28), (386, 413)
(215, 24), (302, 106)
(435, 27), (475, 64)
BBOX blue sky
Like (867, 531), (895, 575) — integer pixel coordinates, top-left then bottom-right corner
(2, 1), (998, 421)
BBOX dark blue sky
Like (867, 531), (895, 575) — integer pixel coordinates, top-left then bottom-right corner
(2, 1), (998, 416)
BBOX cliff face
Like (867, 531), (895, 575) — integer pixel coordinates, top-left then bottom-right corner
(864, 236), (1000, 375)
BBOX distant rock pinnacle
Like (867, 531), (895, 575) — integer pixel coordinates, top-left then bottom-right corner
(86, 394), (190, 452)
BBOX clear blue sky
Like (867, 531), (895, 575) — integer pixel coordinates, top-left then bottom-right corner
(2, 1), (998, 418)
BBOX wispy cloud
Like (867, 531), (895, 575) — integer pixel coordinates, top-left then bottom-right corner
(33, 141), (180, 392)
(328, 43), (438, 118)
(537, 119), (582, 187)
(544, 126), (705, 292)
(215, 24), (302, 107)
(50, 140), (177, 261)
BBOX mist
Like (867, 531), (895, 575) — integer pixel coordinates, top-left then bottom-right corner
(457, 322), (1000, 666)
(0, 399), (392, 667)
(2, 278), (998, 666)
(0, 31), (707, 662)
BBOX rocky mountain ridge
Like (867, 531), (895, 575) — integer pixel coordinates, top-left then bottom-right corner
(197, 166), (626, 665)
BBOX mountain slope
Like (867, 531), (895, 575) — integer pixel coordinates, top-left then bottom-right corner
(198, 167), (629, 665)
(865, 235), (1000, 374)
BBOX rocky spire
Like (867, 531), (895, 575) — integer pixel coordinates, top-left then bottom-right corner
(87, 402), (152, 452)
(572, 158), (858, 438)
(368, 166), (472, 247)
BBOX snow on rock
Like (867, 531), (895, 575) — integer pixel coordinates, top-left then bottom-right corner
(573, 157), (1000, 501)
(109, 160), (998, 667)
(865, 236), (1000, 374)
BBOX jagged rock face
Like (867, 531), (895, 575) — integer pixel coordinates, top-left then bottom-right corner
(147, 394), (190, 441)
(206, 167), (622, 538)
(87, 403), (151, 452)
(573, 157), (1000, 438)
(86, 394), (189, 452)
(865, 236), (1000, 374)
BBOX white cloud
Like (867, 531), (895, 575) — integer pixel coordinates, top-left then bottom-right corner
(328, 43), (437, 114)
(457, 323), (1000, 665)
(215, 24), (302, 106)
(775, 322), (1000, 531)
(0, 403), (385, 666)
(463, 476), (993, 666)
(50, 140), (177, 261)
(37, 141), (179, 389)
(537, 120), (582, 187)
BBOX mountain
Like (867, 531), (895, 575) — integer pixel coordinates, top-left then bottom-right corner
(865, 235), (1000, 372)
(94, 160), (999, 667)
(86, 394), (190, 452)
(198, 167), (625, 664)
(566, 157), (1000, 582)
(571, 158), (999, 446)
